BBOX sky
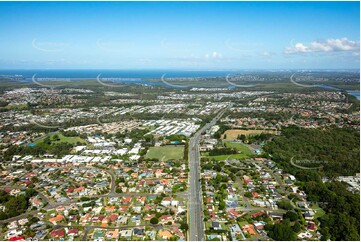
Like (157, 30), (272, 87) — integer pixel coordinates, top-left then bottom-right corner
(0, 1), (360, 70)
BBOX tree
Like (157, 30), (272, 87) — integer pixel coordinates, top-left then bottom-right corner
(264, 127), (360, 240)
(150, 217), (158, 224)
(218, 200), (226, 210)
(53, 134), (60, 141)
(284, 211), (298, 221)
(277, 199), (293, 210)
(44, 136), (51, 145)
(244, 192), (252, 198)
(24, 164), (32, 171)
(266, 220), (297, 241)
(0, 188), (37, 220)
(30, 176), (39, 183)
(180, 223), (189, 231)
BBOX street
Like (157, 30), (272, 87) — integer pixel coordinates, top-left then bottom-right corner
(188, 105), (230, 241)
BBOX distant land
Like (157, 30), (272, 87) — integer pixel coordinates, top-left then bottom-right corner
(0, 69), (360, 79)
(0, 69), (359, 99)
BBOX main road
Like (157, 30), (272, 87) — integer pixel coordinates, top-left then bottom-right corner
(188, 104), (231, 241)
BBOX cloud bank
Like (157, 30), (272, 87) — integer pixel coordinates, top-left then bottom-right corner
(284, 37), (360, 54)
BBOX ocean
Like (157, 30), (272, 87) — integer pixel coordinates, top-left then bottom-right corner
(0, 69), (359, 99)
(0, 69), (244, 79)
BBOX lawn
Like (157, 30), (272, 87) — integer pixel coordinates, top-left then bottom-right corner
(6, 103), (28, 110)
(224, 141), (253, 156)
(311, 204), (326, 219)
(205, 221), (213, 230)
(202, 141), (253, 161)
(238, 220), (249, 227)
(145, 145), (184, 161)
(35, 133), (86, 146)
(204, 153), (250, 161)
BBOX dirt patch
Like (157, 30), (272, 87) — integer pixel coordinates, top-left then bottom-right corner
(222, 129), (279, 140)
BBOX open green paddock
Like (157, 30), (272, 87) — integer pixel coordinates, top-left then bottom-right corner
(145, 145), (185, 161)
(35, 133), (86, 146)
(224, 141), (253, 156)
(202, 141), (253, 161)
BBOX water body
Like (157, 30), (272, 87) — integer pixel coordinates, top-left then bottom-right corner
(0, 70), (359, 97)
(315, 84), (341, 90)
(346, 90), (360, 100)
(0, 69), (244, 79)
(0, 69), (247, 88)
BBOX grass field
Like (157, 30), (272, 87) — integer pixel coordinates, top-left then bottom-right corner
(203, 153), (249, 161)
(238, 220), (249, 227)
(202, 141), (253, 161)
(35, 133), (86, 146)
(222, 129), (279, 140)
(311, 204), (326, 219)
(145, 145), (184, 161)
(6, 103), (28, 110)
(224, 141), (253, 156)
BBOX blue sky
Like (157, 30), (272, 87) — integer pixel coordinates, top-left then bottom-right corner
(0, 1), (359, 70)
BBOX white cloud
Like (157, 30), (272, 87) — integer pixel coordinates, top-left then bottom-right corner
(205, 51), (222, 59)
(284, 37), (360, 54)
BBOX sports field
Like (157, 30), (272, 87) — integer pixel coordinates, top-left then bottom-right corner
(145, 145), (185, 161)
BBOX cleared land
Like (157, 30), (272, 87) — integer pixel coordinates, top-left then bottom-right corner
(203, 153), (250, 161)
(202, 141), (253, 161)
(145, 145), (184, 161)
(222, 129), (279, 140)
(35, 133), (86, 146)
(224, 141), (253, 156)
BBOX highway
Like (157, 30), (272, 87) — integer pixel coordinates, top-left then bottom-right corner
(188, 104), (231, 241)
